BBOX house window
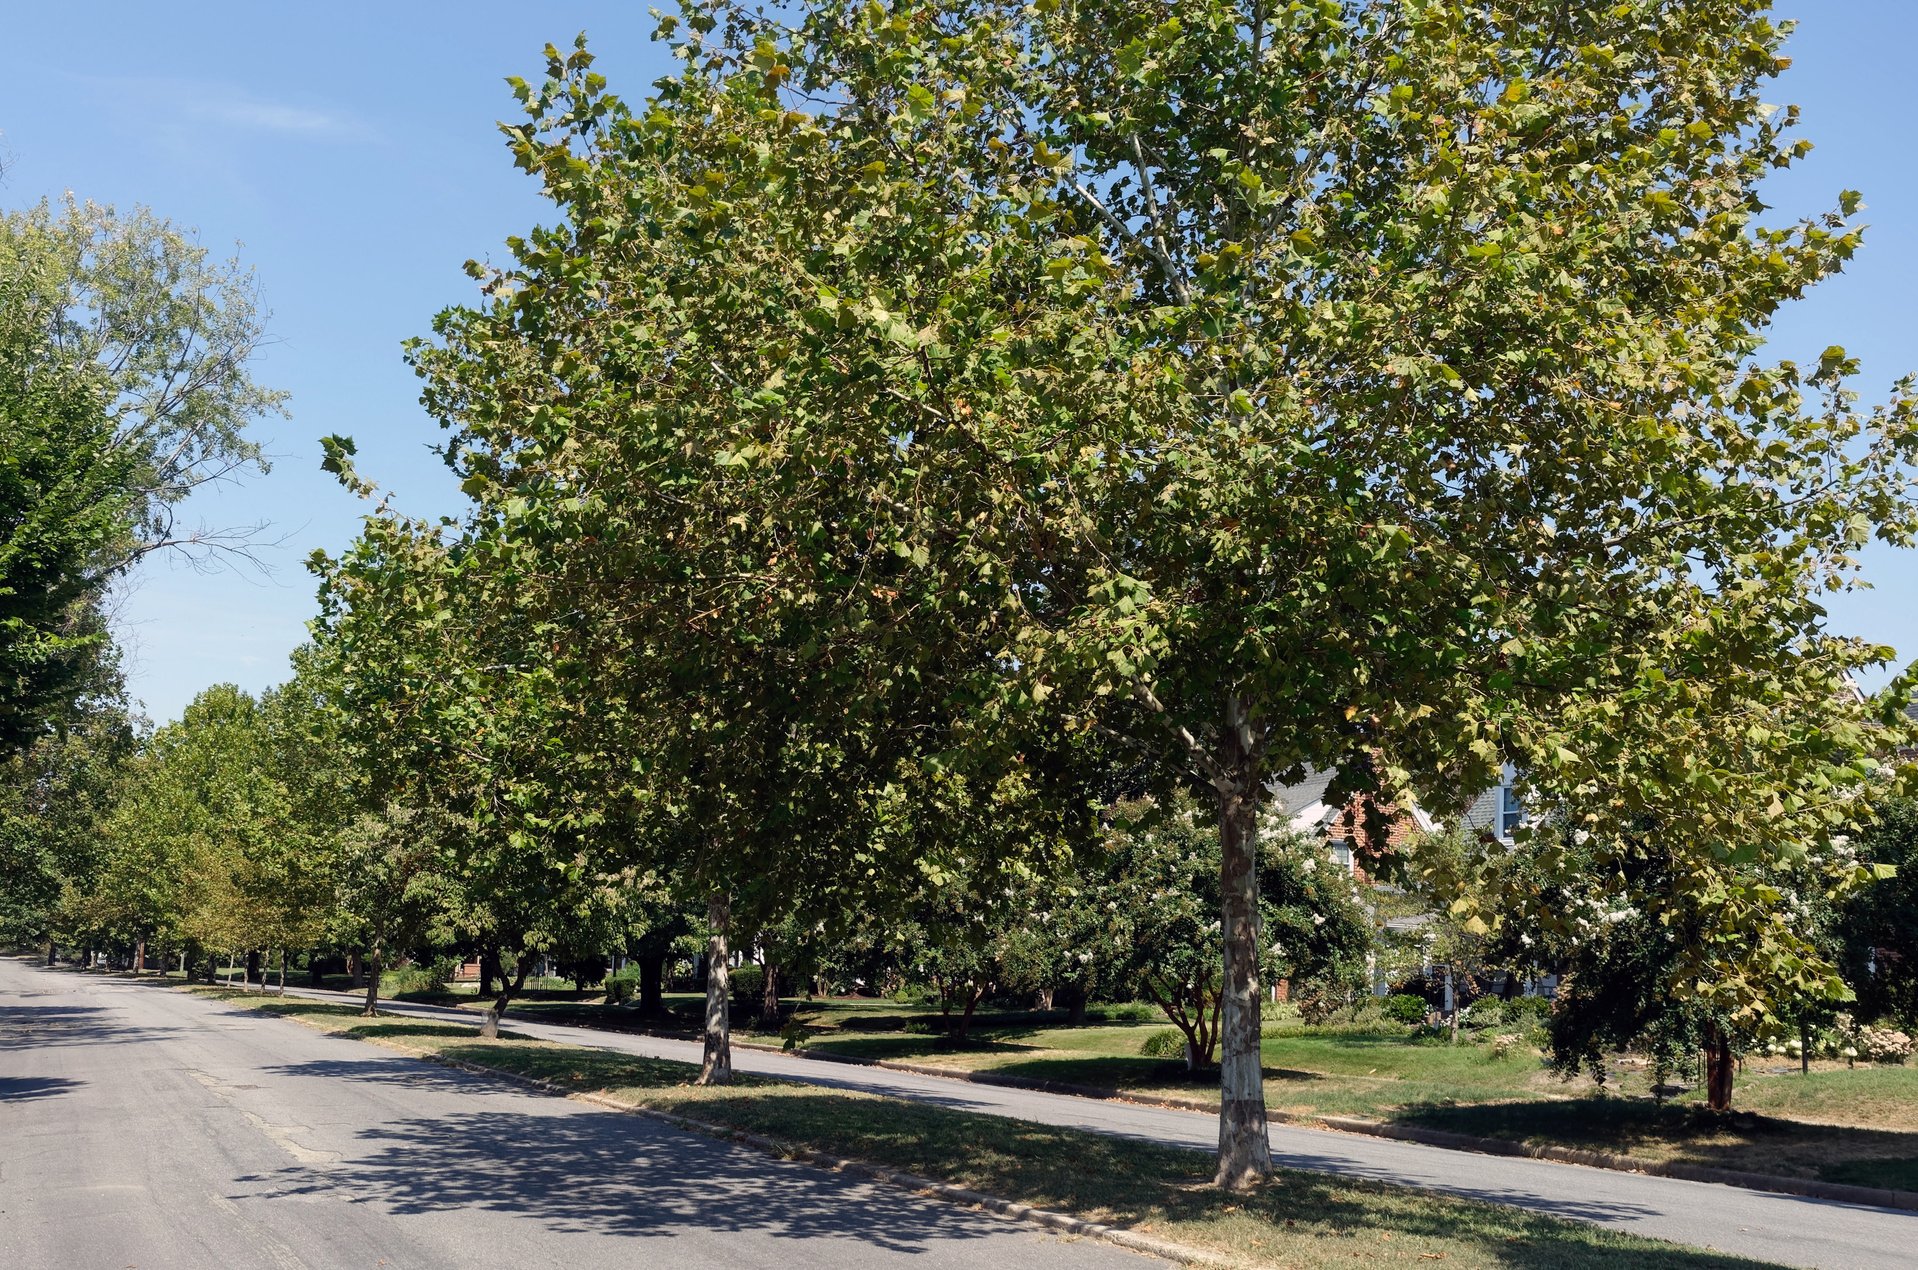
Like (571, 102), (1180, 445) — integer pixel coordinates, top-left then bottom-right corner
(1499, 783), (1523, 839)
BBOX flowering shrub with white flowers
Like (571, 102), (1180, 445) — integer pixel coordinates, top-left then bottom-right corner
(1857, 1026), (1913, 1065)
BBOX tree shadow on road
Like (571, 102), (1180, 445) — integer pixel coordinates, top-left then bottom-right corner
(0, 1074), (83, 1102)
(240, 1100), (1017, 1256)
(0, 1003), (180, 1052)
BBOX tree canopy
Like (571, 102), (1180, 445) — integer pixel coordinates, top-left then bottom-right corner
(437, 0), (1918, 1182)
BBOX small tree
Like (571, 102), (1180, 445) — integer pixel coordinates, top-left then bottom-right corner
(1104, 796), (1372, 1069)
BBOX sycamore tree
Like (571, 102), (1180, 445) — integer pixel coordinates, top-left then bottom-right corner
(386, 29), (1107, 1082)
(312, 489), (644, 1026)
(407, 0), (1918, 1179)
(695, 0), (1918, 1183)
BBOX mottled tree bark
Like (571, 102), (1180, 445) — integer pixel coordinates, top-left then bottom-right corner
(1214, 694), (1271, 1189)
(699, 894), (733, 1084)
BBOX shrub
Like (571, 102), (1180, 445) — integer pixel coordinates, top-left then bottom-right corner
(1093, 1002), (1157, 1023)
(1140, 1028), (1186, 1059)
(604, 969), (638, 1005)
(1295, 989), (1357, 1025)
(388, 962), (445, 996)
(1460, 998), (1505, 1030)
(1383, 993), (1428, 1025)
(1859, 1026), (1914, 1064)
(729, 964), (765, 1006)
(1501, 995), (1552, 1026)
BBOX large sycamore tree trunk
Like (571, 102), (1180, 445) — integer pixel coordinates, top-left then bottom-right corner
(1214, 694), (1271, 1189)
(699, 894), (733, 1084)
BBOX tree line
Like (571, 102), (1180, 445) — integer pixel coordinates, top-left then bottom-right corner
(8, 0), (1918, 1187)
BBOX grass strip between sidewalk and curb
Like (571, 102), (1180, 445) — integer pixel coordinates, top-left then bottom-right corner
(178, 985), (1781, 1270)
(736, 1041), (1918, 1214)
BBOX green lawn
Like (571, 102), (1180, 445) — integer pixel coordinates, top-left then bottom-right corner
(769, 1003), (1918, 1193)
(182, 987), (1778, 1270)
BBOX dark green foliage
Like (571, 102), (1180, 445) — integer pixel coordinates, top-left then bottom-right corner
(0, 291), (130, 753)
(1384, 994), (1429, 1026)
(604, 967), (639, 1005)
(1500, 996), (1552, 1027)
(730, 963), (765, 1008)
(1841, 798), (1918, 1024)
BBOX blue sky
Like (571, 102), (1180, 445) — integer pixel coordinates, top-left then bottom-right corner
(3, 4), (1914, 724)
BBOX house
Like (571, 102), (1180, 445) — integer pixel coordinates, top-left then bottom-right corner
(1266, 764), (1525, 873)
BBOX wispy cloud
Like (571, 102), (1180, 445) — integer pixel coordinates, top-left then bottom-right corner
(184, 94), (355, 138)
(87, 75), (374, 142)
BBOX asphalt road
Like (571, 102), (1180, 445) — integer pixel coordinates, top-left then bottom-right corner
(250, 974), (1918, 1269)
(0, 958), (1150, 1270)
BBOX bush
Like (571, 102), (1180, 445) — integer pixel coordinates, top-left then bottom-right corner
(388, 962), (446, 996)
(1460, 998), (1505, 1031)
(729, 964), (765, 1006)
(1140, 1028), (1186, 1059)
(1501, 995), (1552, 1026)
(1093, 1002), (1157, 1023)
(1859, 1026), (1913, 1064)
(1383, 993), (1429, 1025)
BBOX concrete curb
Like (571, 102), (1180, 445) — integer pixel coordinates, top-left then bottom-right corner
(408, 1050), (1226, 1266)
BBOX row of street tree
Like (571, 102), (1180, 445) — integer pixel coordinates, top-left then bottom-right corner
(8, 1), (1918, 1186)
